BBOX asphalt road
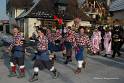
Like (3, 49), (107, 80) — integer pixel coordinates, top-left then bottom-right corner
(0, 47), (124, 83)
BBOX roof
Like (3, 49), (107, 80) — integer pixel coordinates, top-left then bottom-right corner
(109, 0), (124, 11)
(16, 0), (54, 19)
(8, 0), (33, 8)
(16, 0), (92, 21)
(16, 0), (40, 19)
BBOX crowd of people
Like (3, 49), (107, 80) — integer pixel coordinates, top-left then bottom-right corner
(5, 24), (124, 82)
(90, 25), (124, 58)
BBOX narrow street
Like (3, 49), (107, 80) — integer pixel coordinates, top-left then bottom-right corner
(0, 46), (124, 83)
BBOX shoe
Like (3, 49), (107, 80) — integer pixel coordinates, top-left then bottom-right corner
(74, 68), (81, 74)
(8, 72), (17, 77)
(62, 53), (66, 59)
(64, 58), (72, 65)
(29, 75), (38, 82)
(52, 70), (59, 79)
(68, 58), (72, 62)
(17, 68), (25, 78)
(97, 52), (100, 55)
(111, 55), (115, 58)
(93, 53), (97, 55)
(117, 53), (121, 57)
(8, 66), (17, 77)
(82, 61), (86, 68)
(103, 54), (107, 57)
(64, 60), (68, 64)
(17, 73), (25, 78)
(54, 55), (56, 60)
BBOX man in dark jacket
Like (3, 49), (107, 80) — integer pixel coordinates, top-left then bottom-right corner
(112, 25), (123, 58)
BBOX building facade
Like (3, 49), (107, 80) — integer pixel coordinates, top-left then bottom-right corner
(6, 0), (92, 38)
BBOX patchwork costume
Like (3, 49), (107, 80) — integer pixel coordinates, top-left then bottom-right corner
(29, 35), (58, 82)
(74, 33), (93, 74)
(9, 33), (25, 78)
(53, 29), (62, 52)
(64, 28), (75, 64)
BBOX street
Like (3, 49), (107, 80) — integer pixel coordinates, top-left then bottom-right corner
(0, 47), (124, 83)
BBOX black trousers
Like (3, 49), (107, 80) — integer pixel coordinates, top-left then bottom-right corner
(112, 41), (121, 57)
(10, 56), (24, 66)
(33, 60), (53, 70)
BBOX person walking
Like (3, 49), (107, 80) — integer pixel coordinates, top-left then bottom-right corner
(64, 26), (75, 64)
(29, 28), (58, 82)
(74, 26), (94, 74)
(8, 27), (25, 78)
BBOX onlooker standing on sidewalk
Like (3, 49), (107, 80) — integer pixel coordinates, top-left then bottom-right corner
(91, 27), (102, 55)
(103, 28), (112, 57)
(112, 25), (123, 58)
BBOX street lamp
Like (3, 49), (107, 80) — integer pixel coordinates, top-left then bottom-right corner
(54, 0), (67, 18)
(54, 0), (67, 36)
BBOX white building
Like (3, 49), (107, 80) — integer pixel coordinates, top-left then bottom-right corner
(6, 0), (40, 38)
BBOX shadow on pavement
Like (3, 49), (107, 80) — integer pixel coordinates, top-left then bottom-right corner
(3, 51), (10, 70)
(55, 53), (76, 72)
(88, 56), (124, 70)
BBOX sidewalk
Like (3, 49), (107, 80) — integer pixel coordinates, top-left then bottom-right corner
(120, 45), (124, 52)
(0, 46), (4, 61)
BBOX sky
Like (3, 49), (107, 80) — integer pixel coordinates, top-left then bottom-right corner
(0, 0), (7, 20)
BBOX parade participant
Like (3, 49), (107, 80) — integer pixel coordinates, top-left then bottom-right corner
(112, 25), (123, 58)
(61, 26), (67, 59)
(64, 26), (75, 64)
(48, 27), (62, 58)
(8, 27), (25, 78)
(103, 27), (112, 57)
(46, 28), (56, 65)
(53, 28), (62, 52)
(91, 27), (101, 55)
(29, 28), (58, 82)
(30, 26), (38, 40)
(74, 26), (94, 74)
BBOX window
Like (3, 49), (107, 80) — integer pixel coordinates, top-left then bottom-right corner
(0, 25), (3, 31)
(58, 6), (66, 11)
